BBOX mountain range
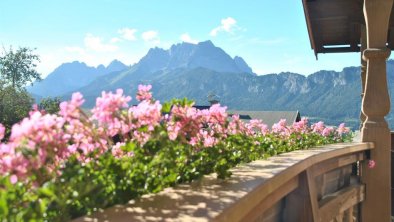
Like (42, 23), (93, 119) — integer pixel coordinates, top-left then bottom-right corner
(28, 59), (128, 97)
(28, 40), (394, 130)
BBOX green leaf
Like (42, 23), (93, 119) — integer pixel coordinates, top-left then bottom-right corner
(122, 142), (136, 152)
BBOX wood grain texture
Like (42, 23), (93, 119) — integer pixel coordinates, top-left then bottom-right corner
(73, 142), (372, 222)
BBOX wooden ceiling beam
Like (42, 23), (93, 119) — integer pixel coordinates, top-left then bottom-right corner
(302, 0), (318, 59)
(350, 22), (361, 50)
(318, 46), (360, 53)
(388, 27), (394, 49)
(311, 16), (348, 22)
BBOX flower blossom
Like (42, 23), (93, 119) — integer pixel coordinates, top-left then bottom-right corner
(368, 160), (376, 169)
(128, 100), (162, 145)
(321, 127), (334, 137)
(136, 84), (153, 101)
(0, 84), (353, 186)
(292, 117), (309, 133)
(272, 119), (289, 136)
(59, 92), (85, 120)
(197, 129), (217, 147)
(202, 104), (228, 125)
(337, 123), (350, 135)
(312, 121), (325, 134)
(2, 111), (68, 183)
(246, 119), (268, 136)
(91, 89), (131, 136)
(167, 105), (202, 142)
(228, 114), (248, 135)
(0, 124), (5, 140)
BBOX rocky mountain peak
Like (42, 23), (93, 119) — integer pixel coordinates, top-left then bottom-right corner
(136, 41), (254, 74)
(106, 59), (128, 73)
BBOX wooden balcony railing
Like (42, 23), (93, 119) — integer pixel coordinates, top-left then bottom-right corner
(74, 142), (373, 222)
(391, 132), (394, 217)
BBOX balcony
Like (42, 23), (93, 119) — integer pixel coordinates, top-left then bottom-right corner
(75, 141), (373, 221)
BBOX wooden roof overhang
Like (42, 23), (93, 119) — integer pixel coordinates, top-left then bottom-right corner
(303, 0), (394, 58)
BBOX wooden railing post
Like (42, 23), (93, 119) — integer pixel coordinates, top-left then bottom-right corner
(361, 0), (393, 221)
(283, 172), (314, 222)
(360, 25), (367, 130)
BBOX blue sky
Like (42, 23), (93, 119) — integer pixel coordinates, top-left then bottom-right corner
(0, 0), (366, 77)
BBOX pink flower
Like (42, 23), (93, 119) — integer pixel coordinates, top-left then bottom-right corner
(10, 174), (18, 184)
(204, 104), (228, 125)
(368, 160), (376, 169)
(292, 117), (308, 133)
(228, 114), (248, 135)
(0, 108), (92, 184)
(322, 127), (333, 137)
(0, 83), (354, 187)
(199, 130), (217, 147)
(91, 89), (131, 136)
(312, 121), (325, 134)
(167, 122), (181, 141)
(111, 142), (134, 158)
(128, 100), (162, 145)
(337, 123), (350, 135)
(189, 137), (199, 146)
(272, 119), (289, 136)
(246, 119), (268, 136)
(59, 92), (85, 120)
(167, 105), (202, 142)
(0, 124), (5, 140)
(136, 84), (153, 101)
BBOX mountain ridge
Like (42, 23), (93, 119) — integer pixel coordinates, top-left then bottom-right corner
(28, 60), (128, 97)
(136, 40), (254, 74)
(27, 41), (394, 130)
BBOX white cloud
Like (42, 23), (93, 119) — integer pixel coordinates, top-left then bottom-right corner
(210, 17), (238, 36)
(110, 37), (121, 43)
(118, 28), (137, 41)
(141, 30), (160, 44)
(64, 46), (85, 54)
(84, 33), (118, 52)
(180, 33), (198, 44)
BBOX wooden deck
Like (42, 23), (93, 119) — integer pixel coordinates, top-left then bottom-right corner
(74, 142), (373, 222)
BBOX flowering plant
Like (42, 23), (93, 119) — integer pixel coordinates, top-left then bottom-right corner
(0, 85), (352, 221)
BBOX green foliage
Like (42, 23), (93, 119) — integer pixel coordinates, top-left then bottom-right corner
(0, 123), (352, 221)
(0, 46), (41, 89)
(162, 98), (195, 113)
(0, 46), (42, 140)
(0, 82), (34, 139)
(38, 97), (61, 114)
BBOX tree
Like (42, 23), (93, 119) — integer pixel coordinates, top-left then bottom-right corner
(38, 97), (61, 114)
(0, 46), (41, 140)
(0, 46), (41, 89)
(0, 81), (34, 139)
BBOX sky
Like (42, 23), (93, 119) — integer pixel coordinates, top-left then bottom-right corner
(0, 0), (370, 78)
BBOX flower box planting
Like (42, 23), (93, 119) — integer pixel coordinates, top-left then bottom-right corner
(0, 85), (351, 221)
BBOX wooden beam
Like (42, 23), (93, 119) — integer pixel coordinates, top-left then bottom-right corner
(319, 184), (365, 222)
(318, 46), (361, 53)
(350, 22), (361, 50)
(311, 16), (348, 22)
(241, 176), (299, 221)
(311, 153), (365, 177)
(388, 27), (394, 49)
(302, 0), (318, 59)
(306, 169), (320, 221)
(283, 172), (314, 222)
